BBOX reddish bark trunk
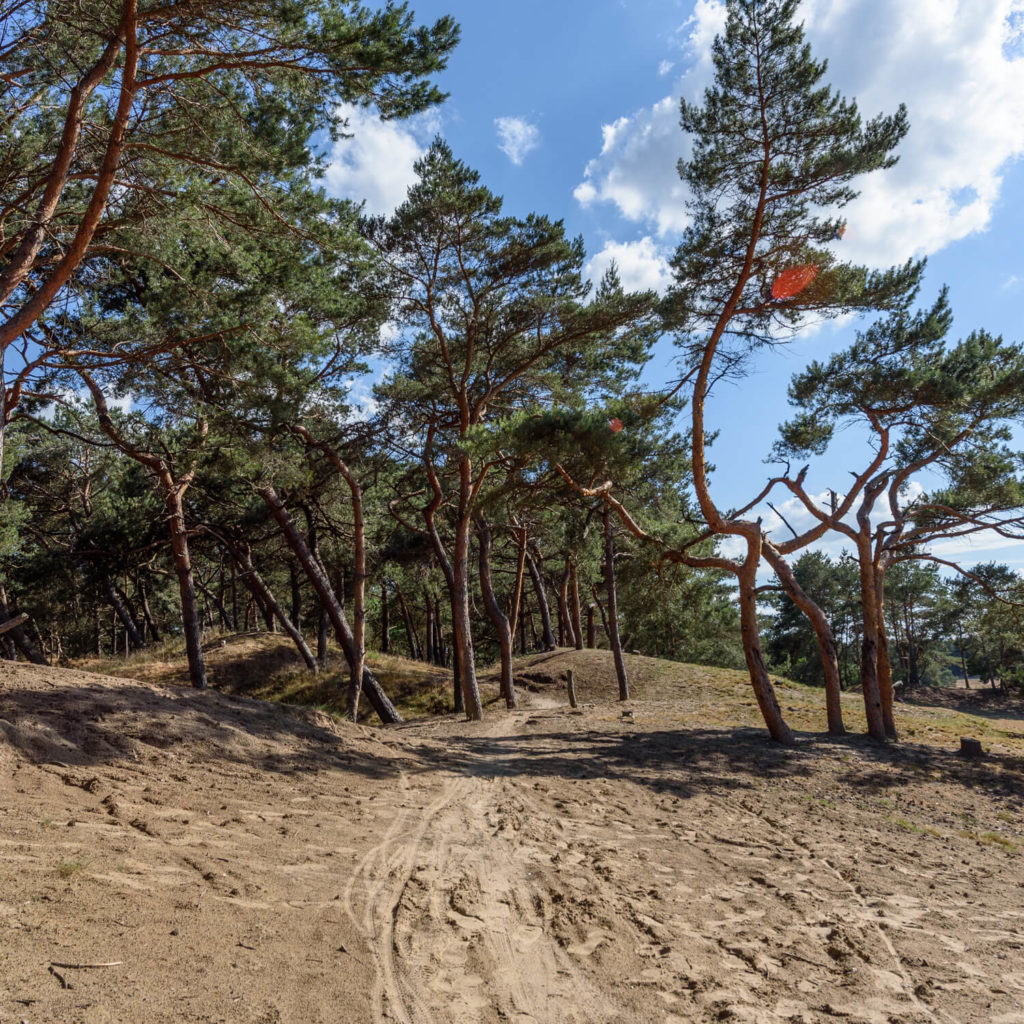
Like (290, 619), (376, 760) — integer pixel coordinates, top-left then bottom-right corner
(855, 539), (887, 740)
(477, 518), (516, 709)
(602, 511), (629, 701)
(762, 542), (845, 736)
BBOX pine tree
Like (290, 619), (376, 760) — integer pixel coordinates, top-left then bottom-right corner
(663, 0), (922, 742)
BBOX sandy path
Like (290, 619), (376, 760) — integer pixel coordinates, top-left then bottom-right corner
(342, 705), (1024, 1024)
(3, 663), (1024, 1023)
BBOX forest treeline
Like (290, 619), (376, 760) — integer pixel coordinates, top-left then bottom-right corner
(1, 0), (1022, 742)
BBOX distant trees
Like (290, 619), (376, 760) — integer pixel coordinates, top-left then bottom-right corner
(767, 553), (1024, 696)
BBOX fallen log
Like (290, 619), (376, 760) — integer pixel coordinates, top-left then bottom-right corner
(0, 612), (28, 636)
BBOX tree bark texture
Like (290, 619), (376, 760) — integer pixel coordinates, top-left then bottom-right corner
(874, 571), (898, 738)
(855, 540), (887, 740)
(164, 485), (207, 689)
(451, 473), (484, 720)
(736, 542), (794, 745)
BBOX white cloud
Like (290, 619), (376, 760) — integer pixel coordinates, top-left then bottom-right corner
(1002, 273), (1022, 292)
(324, 104), (438, 216)
(495, 116), (541, 165)
(575, 1), (1024, 266)
(658, 60), (675, 76)
(574, 1), (726, 237)
(585, 237), (674, 294)
(574, 95), (691, 236)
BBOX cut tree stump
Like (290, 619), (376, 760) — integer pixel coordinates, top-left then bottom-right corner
(566, 670), (578, 709)
(959, 737), (983, 758)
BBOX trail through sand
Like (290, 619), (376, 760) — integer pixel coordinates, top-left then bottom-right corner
(2, 660), (1024, 1023)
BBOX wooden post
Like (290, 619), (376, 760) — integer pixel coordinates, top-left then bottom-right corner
(566, 669), (578, 709)
(959, 737), (983, 758)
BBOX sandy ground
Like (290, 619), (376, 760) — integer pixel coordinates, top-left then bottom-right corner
(2, 658), (1024, 1024)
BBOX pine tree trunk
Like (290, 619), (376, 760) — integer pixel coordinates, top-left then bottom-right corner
(508, 526), (528, 646)
(117, 577), (146, 640)
(317, 605), (329, 666)
(434, 596), (446, 666)
(452, 476), (483, 720)
(855, 541), (887, 740)
(396, 587), (421, 660)
(227, 541), (317, 673)
(762, 542), (845, 735)
(0, 586), (48, 665)
(139, 579), (161, 642)
(164, 484), (207, 689)
(259, 485), (401, 724)
(558, 561), (572, 647)
(569, 558), (584, 651)
(586, 605), (596, 649)
(477, 517), (516, 709)
(424, 592), (435, 664)
(290, 563), (302, 634)
(424, 501), (464, 713)
(958, 624), (970, 688)
(874, 570), (897, 738)
(102, 573), (147, 651)
(602, 510), (629, 701)
(380, 582), (390, 654)
(736, 544), (794, 745)
(525, 548), (556, 651)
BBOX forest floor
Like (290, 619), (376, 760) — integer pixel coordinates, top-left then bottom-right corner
(2, 647), (1024, 1024)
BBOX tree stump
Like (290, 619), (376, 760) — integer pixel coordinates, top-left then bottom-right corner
(959, 737), (983, 759)
(566, 669), (577, 709)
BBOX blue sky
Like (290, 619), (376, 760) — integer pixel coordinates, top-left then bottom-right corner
(326, 0), (1024, 573)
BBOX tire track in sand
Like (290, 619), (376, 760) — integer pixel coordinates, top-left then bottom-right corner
(344, 727), (627, 1024)
(343, 769), (472, 1023)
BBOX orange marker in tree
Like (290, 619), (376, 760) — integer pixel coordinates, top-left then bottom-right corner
(771, 264), (819, 300)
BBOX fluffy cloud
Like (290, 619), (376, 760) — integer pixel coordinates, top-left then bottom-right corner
(324, 104), (437, 215)
(495, 116), (541, 165)
(585, 237), (674, 294)
(576, 0), (1024, 267)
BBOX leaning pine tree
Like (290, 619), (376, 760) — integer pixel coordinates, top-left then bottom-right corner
(663, 0), (922, 742)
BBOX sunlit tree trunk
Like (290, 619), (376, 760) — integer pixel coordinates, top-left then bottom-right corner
(763, 542), (845, 735)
